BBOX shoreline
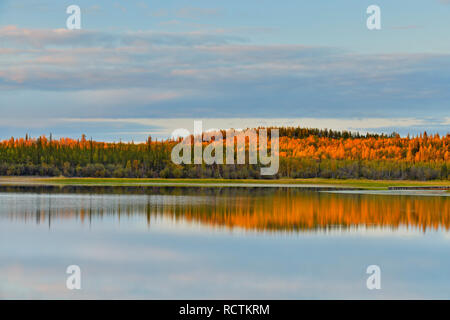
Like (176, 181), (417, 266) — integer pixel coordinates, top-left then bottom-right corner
(0, 176), (449, 191)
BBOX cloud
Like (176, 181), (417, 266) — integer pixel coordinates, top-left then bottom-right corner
(0, 117), (446, 141)
(0, 25), (248, 49)
(74, 88), (188, 106)
(1, 25), (450, 139)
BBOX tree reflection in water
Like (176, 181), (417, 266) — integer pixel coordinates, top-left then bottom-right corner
(0, 185), (448, 233)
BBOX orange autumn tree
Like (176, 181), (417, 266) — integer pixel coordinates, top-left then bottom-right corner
(0, 127), (448, 180)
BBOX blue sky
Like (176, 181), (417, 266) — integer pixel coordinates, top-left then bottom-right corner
(0, 0), (449, 140)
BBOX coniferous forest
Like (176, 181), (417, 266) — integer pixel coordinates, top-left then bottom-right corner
(0, 127), (448, 180)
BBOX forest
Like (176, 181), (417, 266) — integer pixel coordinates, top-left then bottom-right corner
(0, 127), (448, 180)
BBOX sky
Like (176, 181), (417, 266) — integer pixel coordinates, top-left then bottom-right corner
(0, 0), (449, 141)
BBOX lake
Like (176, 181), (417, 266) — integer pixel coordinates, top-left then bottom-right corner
(1, 185), (449, 299)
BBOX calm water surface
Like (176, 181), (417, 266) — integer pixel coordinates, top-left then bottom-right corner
(1, 186), (449, 299)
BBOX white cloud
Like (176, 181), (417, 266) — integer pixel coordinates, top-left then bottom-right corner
(54, 117), (433, 139)
(1, 26), (450, 134)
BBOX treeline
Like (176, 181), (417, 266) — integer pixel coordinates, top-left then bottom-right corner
(0, 129), (448, 180)
(275, 126), (399, 139)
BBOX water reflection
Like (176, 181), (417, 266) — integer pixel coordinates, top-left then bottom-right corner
(0, 186), (448, 233)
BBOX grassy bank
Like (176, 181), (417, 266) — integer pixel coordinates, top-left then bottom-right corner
(1, 177), (448, 190)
